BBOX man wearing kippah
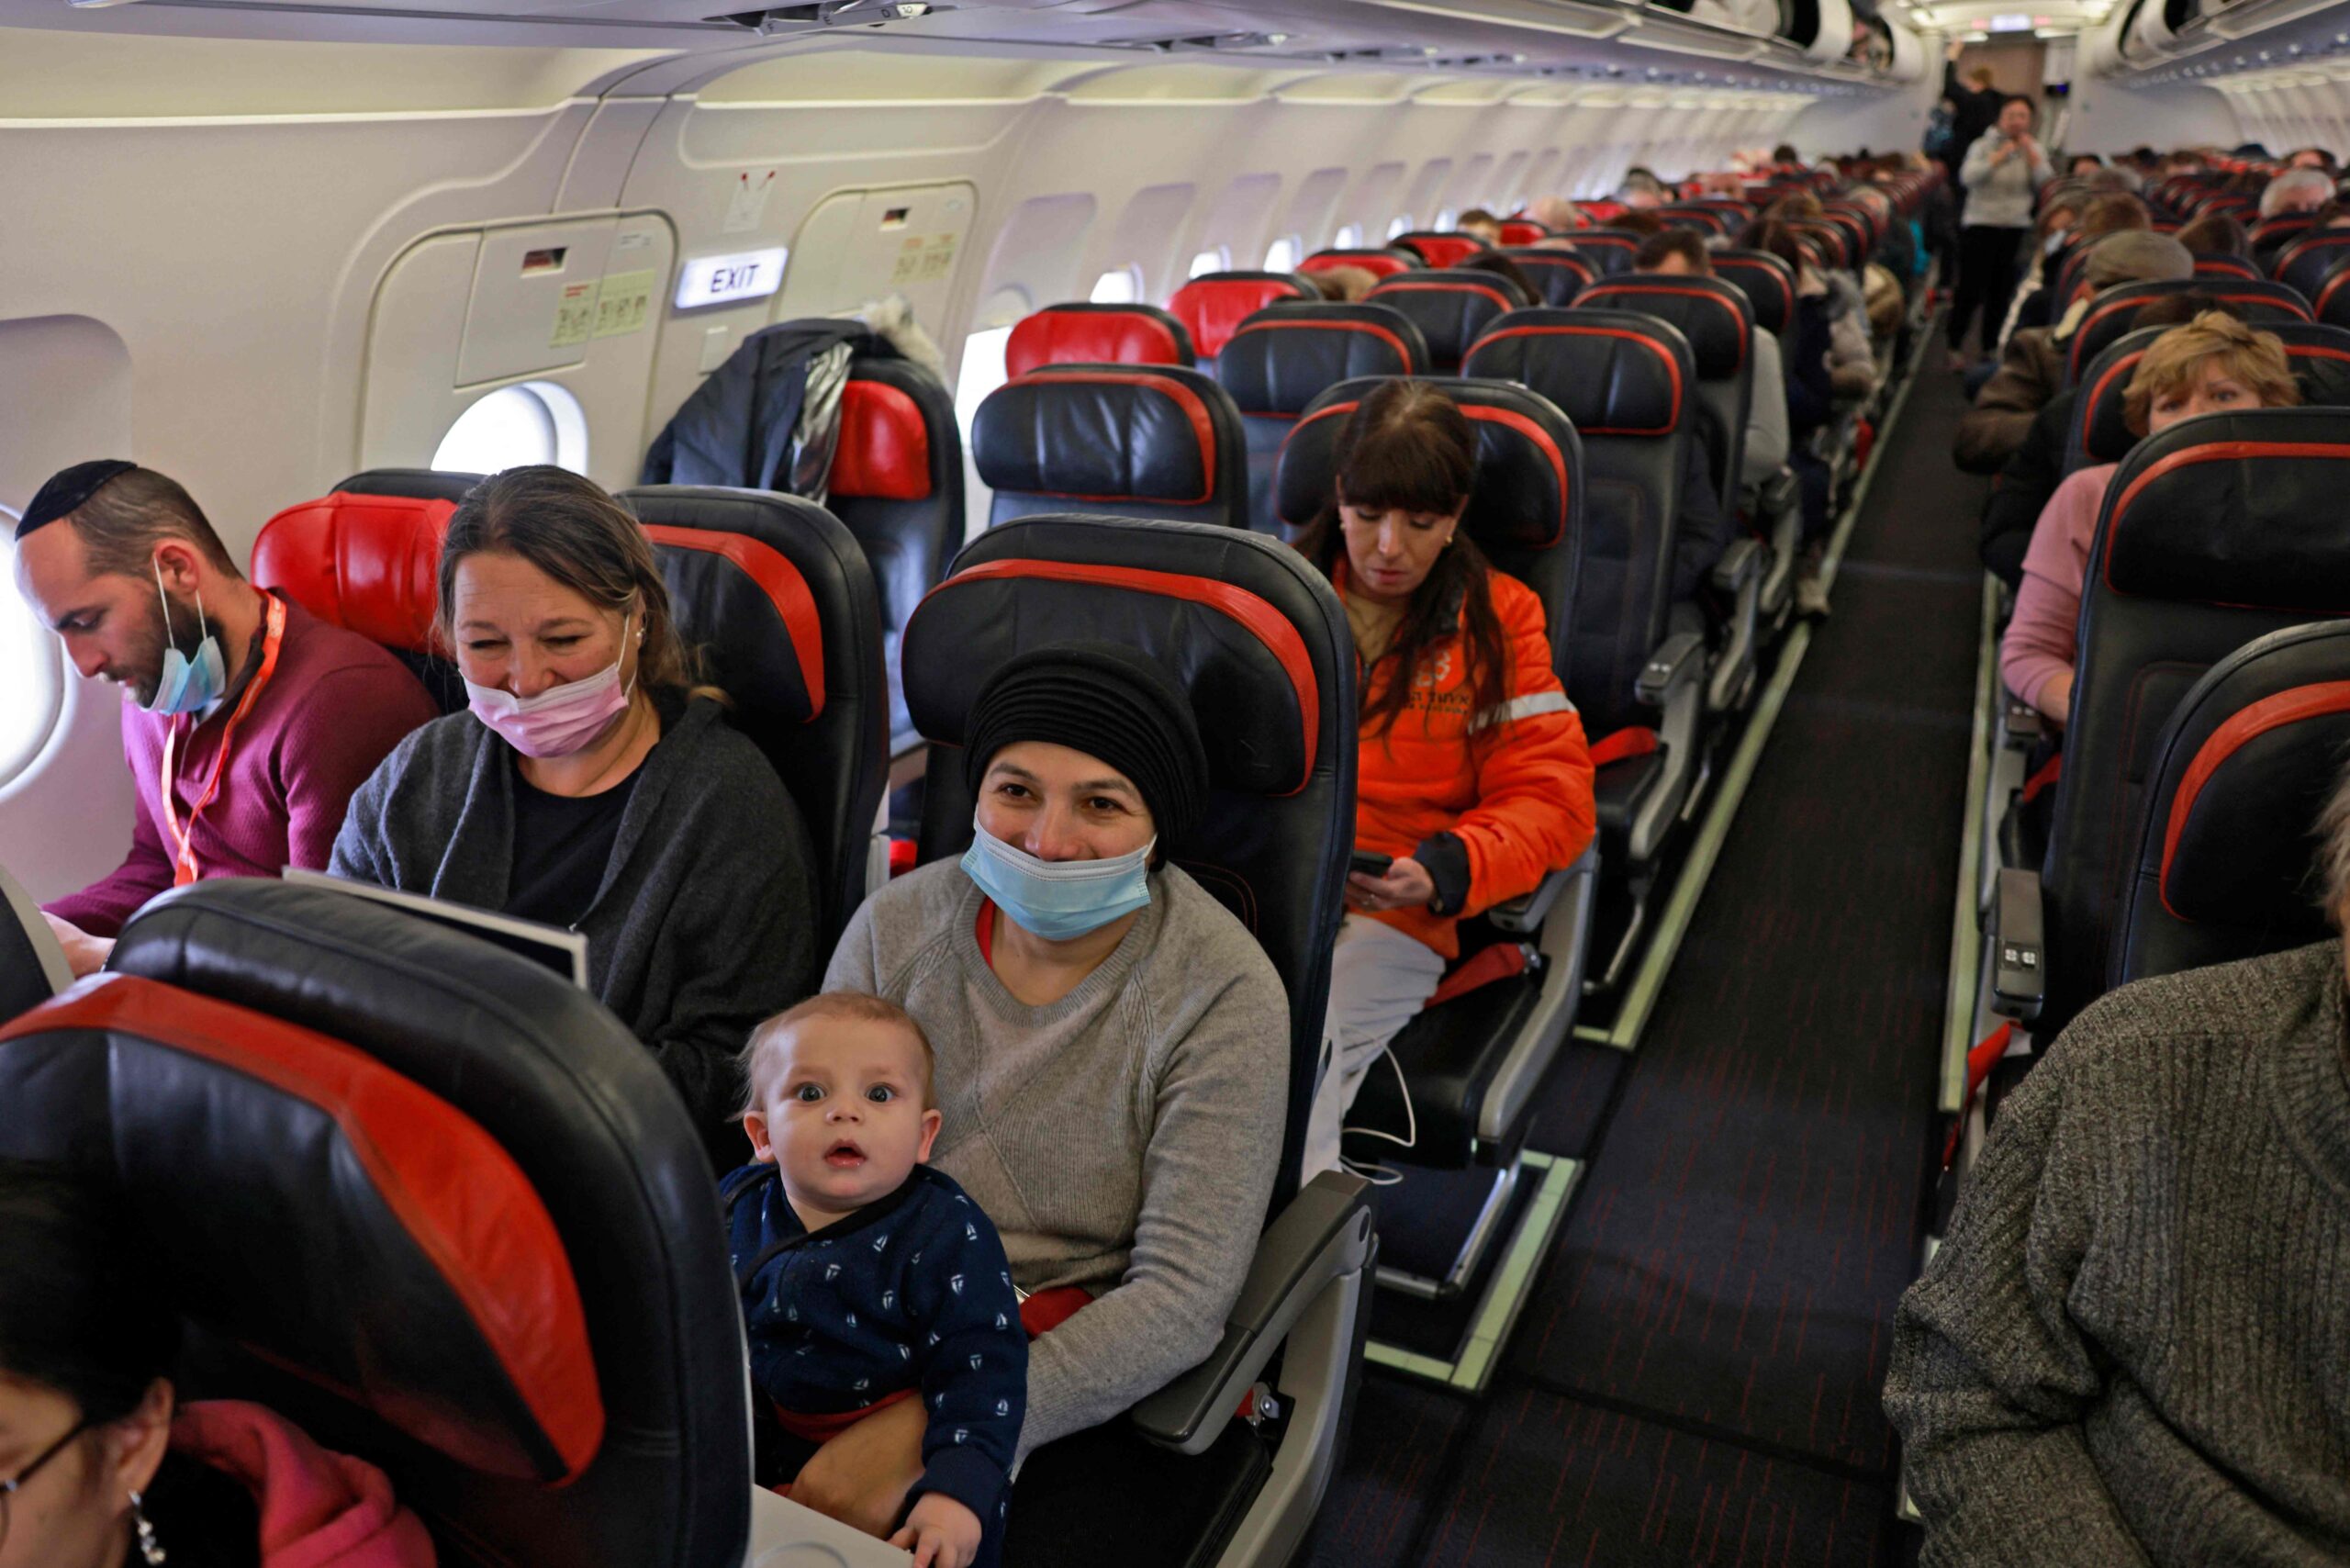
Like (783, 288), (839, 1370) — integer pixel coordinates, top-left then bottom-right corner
(12, 462), (436, 975)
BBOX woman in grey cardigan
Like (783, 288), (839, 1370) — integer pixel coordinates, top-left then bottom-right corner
(330, 466), (816, 1164)
(1949, 95), (2053, 369)
(788, 643), (1291, 1539)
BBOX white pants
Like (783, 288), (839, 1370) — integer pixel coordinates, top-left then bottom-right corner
(1304, 915), (1447, 1177)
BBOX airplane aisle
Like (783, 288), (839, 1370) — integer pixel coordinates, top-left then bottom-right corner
(1309, 354), (1994, 1564)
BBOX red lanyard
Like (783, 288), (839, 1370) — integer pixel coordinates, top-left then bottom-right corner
(160, 594), (287, 888)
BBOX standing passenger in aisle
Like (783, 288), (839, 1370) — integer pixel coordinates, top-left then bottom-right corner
(1949, 96), (2053, 371)
(13, 462), (435, 978)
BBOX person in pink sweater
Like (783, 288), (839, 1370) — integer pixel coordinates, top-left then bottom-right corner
(0, 1159), (436, 1568)
(12, 463), (436, 977)
(1999, 313), (2301, 724)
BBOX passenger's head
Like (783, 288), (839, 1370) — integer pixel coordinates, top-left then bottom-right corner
(739, 993), (939, 1217)
(2078, 193), (2152, 241)
(1527, 195), (1581, 232)
(1997, 98), (2035, 139)
(2080, 230), (2195, 297)
(2123, 312), (2299, 436)
(2288, 148), (2336, 174)
(437, 465), (699, 716)
(2175, 211), (2249, 257)
(2070, 153), (2106, 175)
(1452, 251), (1536, 301)
(2261, 168), (2335, 218)
(1617, 170), (1666, 209)
(1614, 209), (1666, 237)
(1738, 218), (1814, 281)
(0, 1160), (178, 1568)
(1634, 229), (1712, 276)
(2038, 193), (2086, 243)
(1966, 65), (1996, 90)
(1308, 264), (1378, 302)
(13, 464), (242, 709)
(1767, 191), (1823, 222)
(962, 642), (1207, 879)
(1771, 143), (1801, 167)
(2127, 291), (2241, 332)
(1456, 207), (1503, 243)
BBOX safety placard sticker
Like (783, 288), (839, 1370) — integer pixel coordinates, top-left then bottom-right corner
(595, 270), (656, 338)
(726, 170), (778, 234)
(890, 232), (959, 286)
(551, 279), (600, 349)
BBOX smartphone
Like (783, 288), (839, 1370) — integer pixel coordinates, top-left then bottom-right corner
(1348, 850), (1394, 879)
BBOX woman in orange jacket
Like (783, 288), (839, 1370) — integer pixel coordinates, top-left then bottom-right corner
(1294, 380), (1596, 1175)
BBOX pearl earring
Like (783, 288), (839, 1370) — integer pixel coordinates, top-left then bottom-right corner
(129, 1489), (166, 1565)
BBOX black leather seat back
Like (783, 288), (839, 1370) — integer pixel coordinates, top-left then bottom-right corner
(614, 487), (889, 948)
(2277, 233), (2350, 301)
(2044, 409), (2350, 1032)
(1657, 205), (1732, 238)
(1712, 249), (1796, 337)
(1218, 303), (1428, 535)
(2318, 253), (2350, 330)
(2066, 277), (2315, 384)
(900, 516), (1356, 1210)
(1494, 247), (1596, 307)
(972, 364), (1249, 529)
(2192, 252), (2264, 283)
(1462, 308), (1695, 737)
(1566, 230), (1644, 275)
(1, 878), (749, 1568)
(826, 359), (966, 756)
(1574, 273), (1756, 506)
(2067, 321), (2350, 473)
(0, 862), (69, 1023)
(1363, 270), (1529, 374)
(1391, 230), (1493, 268)
(1005, 303), (1193, 378)
(1273, 376), (1585, 685)
(2112, 621), (2350, 987)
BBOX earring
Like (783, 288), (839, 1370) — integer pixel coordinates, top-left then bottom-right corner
(128, 1489), (166, 1565)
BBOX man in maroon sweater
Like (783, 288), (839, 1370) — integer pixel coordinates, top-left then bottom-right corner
(14, 462), (436, 976)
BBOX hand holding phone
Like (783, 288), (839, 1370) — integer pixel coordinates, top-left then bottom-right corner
(1348, 850), (1393, 879)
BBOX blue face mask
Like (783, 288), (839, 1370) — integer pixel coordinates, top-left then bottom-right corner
(960, 812), (1157, 942)
(143, 558), (226, 717)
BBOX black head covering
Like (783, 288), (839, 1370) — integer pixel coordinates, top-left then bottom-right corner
(17, 461), (136, 540)
(963, 642), (1209, 848)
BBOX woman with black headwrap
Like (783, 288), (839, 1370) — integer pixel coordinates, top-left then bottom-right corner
(801, 643), (1290, 1538)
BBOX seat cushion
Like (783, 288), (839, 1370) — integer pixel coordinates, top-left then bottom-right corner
(1355, 966), (1542, 1167)
(1594, 749), (1665, 837)
(1005, 1417), (1271, 1568)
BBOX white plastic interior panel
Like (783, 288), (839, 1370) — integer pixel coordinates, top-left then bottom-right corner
(772, 182), (975, 326)
(456, 217), (621, 386)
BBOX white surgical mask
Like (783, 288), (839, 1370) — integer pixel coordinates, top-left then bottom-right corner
(960, 812), (1156, 941)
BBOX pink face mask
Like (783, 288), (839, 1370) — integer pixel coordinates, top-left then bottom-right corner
(464, 618), (636, 758)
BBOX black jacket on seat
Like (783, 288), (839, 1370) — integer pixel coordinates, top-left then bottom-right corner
(642, 319), (878, 490)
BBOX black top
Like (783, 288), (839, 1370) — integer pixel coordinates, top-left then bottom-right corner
(504, 755), (641, 929)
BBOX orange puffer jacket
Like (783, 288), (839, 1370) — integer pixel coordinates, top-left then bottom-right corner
(1346, 564), (1596, 959)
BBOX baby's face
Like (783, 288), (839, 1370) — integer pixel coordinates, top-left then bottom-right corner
(745, 1020), (941, 1225)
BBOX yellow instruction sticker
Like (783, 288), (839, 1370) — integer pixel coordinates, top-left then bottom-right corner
(890, 232), (959, 286)
(551, 279), (600, 349)
(595, 270), (656, 338)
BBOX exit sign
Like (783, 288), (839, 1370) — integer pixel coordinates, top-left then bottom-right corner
(674, 247), (789, 309)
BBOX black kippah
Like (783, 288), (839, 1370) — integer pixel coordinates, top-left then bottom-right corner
(18, 460), (136, 540)
(963, 642), (1210, 849)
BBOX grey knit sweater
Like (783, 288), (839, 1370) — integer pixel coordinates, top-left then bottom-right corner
(1886, 939), (2350, 1565)
(824, 858), (1289, 1460)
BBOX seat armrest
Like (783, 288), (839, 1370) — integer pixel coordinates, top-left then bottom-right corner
(1634, 632), (1706, 707)
(1991, 867), (2044, 1022)
(2001, 699), (2043, 750)
(1487, 845), (1596, 935)
(1758, 465), (1798, 515)
(1130, 1170), (1373, 1457)
(1709, 535), (1762, 594)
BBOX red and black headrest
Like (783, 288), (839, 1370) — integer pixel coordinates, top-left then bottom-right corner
(1004, 303), (1194, 380)
(1219, 303), (1428, 415)
(1656, 206), (1731, 238)
(2095, 408), (2350, 610)
(1494, 247), (1595, 308)
(1166, 271), (1319, 360)
(27, 878), (752, 1566)
(2068, 278), (2315, 383)
(2191, 252), (2264, 283)
(1574, 274), (1753, 378)
(1298, 247), (1418, 281)
(2275, 232), (2350, 301)
(252, 476), (456, 659)
(2071, 321), (2350, 468)
(1362, 269), (1529, 373)
(2114, 621), (2350, 984)
(1391, 231), (1491, 268)
(1495, 220), (1551, 247)
(1788, 219), (1852, 271)
(2316, 253), (2350, 330)
(972, 364), (1246, 525)
(1565, 230), (1643, 276)
(1462, 308), (1693, 439)
(831, 369), (937, 503)
(1712, 249), (1796, 337)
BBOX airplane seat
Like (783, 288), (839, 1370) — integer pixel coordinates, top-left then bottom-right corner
(1573, 273), (1766, 712)
(2110, 621), (2350, 988)
(1272, 377), (1600, 1185)
(1712, 249), (1796, 338)
(1564, 229), (1643, 275)
(1656, 205), (1731, 237)
(2314, 253), (2350, 330)
(899, 513), (1374, 1568)
(1217, 301), (1429, 534)
(1991, 409), (2350, 1049)
(612, 487), (889, 952)
(1392, 230), (1491, 267)
(2064, 277), (2316, 385)
(1297, 246), (1419, 282)
(2192, 252), (2265, 283)
(1004, 303), (1195, 379)
(1361, 269), (1528, 374)
(2251, 213), (2318, 273)
(1461, 309), (1704, 987)
(1167, 271), (1318, 368)
(1495, 218), (1551, 246)
(0, 877), (752, 1568)
(2065, 321), (2350, 476)
(1494, 246), (1595, 307)
(970, 363), (1250, 528)
(1788, 218), (1854, 273)
(0, 857), (73, 1022)
(2274, 232), (2350, 299)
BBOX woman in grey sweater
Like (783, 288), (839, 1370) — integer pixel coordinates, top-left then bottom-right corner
(1886, 768), (2350, 1564)
(1949, 95), (2053, 368)
(789, 643), (1291, 1538)
(330, 467), (817, 1165)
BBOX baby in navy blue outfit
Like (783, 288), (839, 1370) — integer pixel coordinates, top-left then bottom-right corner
(723, 992), (1025, 1568)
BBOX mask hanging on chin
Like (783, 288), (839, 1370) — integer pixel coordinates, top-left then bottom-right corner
(959, 812), (1156, 942)
(464, 615), (639, 758)
(143, 558), (227, 718)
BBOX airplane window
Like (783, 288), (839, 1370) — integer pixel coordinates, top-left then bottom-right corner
(1437, 207), (1460, 230)
(1385, 215), (1415, 239)
(1188, 247), (1231, 279)
(1264, 235), (1303, 272)
(1334, 223), (1365, 250)
(954, 324), (1014, 538)
(431, 381), (588, 476)
(1090, 266), (1143, 305)
(0, 506), (64, 793)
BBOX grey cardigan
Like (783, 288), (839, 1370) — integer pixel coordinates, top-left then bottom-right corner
(330, 691), (817, 1159)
